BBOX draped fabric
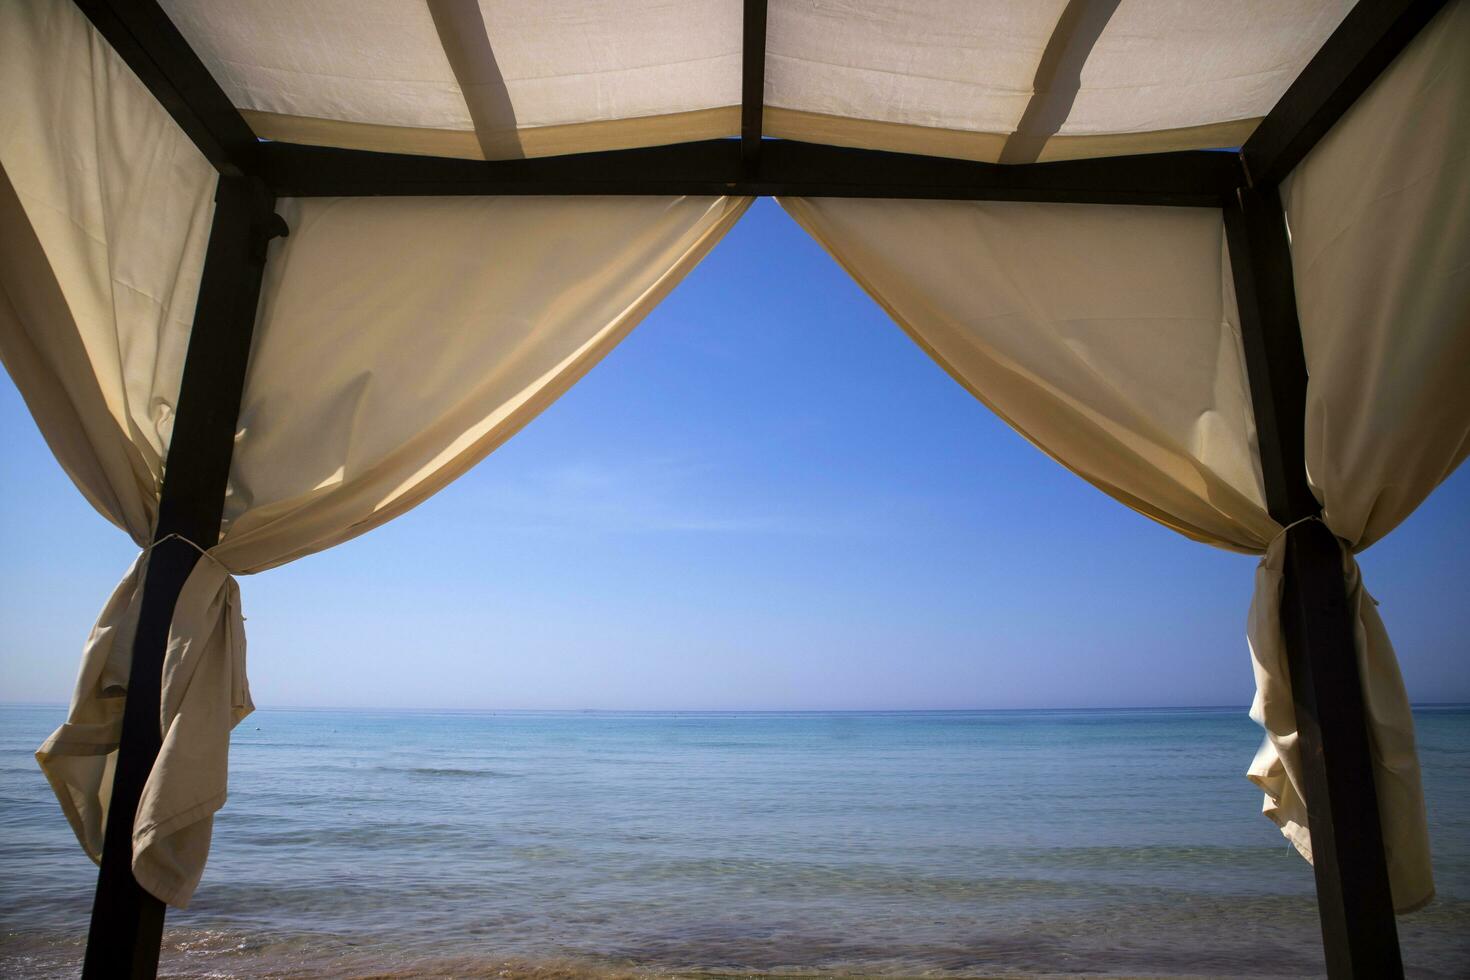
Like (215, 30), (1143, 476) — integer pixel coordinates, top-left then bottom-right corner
(1, 0), (219, 905)
(1287, 0), (1470, 549)
(0, 0), (216, 542)
(155, 0), (1352, 163)
(2, 0), (747, 907)
(1248, 0), (1470, 915)
(218, 194), (749, 573)
(781, 0), (1469, 907)
(780, 197), (1276, 551)
(1243, 531), (1429, 909)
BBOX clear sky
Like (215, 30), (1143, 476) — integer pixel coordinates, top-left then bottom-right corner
(1, 198), (1467, 711)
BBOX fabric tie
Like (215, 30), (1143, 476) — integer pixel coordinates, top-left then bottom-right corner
(35, 546), (252, 907)
(1245, 519), (1433, 913)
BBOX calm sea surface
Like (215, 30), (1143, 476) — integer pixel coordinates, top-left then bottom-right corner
(1, 705), (1466, 979)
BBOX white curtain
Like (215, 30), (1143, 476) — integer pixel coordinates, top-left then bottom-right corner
(781, 0), (1468, 906)
(1250, 0), (1470, 914)
(781, 197), (1275, 548)
(157, 0), (1349, 164)
(2, 0), (748, 907)
(0, 0), (216, 541)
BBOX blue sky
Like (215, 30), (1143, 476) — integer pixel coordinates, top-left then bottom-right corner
(2, 198), (1467, 711)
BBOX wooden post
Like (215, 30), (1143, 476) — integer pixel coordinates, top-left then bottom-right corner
(81, 176), (286, 980)
(1224, 184), (1402, 978)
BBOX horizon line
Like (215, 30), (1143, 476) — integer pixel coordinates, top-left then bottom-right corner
(4, 700), (1469, 714)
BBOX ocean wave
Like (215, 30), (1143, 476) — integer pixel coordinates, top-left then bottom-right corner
(384, 767), (525, 779)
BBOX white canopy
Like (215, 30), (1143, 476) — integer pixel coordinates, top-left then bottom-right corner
(157, 0), (1354, 162)
(1, 0), (1467, 953)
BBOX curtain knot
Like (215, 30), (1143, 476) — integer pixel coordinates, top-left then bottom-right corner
(147, 532), (232, 574)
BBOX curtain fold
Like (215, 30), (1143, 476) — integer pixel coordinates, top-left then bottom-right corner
(780, 131), (1461, 910)
(215, 194), (748, 572)
(0, 0), (216, 543)
(780, 196), (1275, 552)
(3, 0), (749, 908)
(1253, 0), (1470, 914)
(1285, 0), (1470, 552)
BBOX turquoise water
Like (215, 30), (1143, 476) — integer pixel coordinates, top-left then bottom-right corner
(1, 705), (1467, 978)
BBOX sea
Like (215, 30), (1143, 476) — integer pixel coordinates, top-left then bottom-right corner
(0, 705), (1466, 979)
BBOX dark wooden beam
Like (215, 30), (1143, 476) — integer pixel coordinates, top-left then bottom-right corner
(72, 0), (259, 176)
(1225, 185), (1402, 979)
(1242, 0), (1448, 188)
(740, 0), (769, 174)
(74, 0), (1449, 208)
(259, 138), (1240, 206)
(82, 177), (286, 980)
(1281, 518), (1404, 979)
(1222, 187), (1318, 524)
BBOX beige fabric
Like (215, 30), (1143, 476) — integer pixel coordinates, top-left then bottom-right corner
(33, 548), (255, 906)
(0, 0), (215, 538)
(160, 0), (741, 148)
(766, 0), (1064, 142)
(1246, 529), (1431, 911)
(158, 0), (471, 133)
(1034, 119), (1262, 164)
(781, 197), (1275, 552)
(216, 194), (749, 573)
(764, 109), (1260, 166)
(241, 107), (741, 163)
(153, 0), (1345, 162)
(1060, 1), (1353, 137)
(239, 105), (1262, 169)
(5, 0), (749, 910)
(769, 1), (1345, 148)
(1245, 0), (1470, 914)
(1285, 0), (1470, 549)
(0, 0), (229, 906)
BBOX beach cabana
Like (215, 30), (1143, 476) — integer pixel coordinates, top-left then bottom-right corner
(1, 0), (1466, 976)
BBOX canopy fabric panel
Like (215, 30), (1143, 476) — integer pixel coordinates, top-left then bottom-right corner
(762, 0), (1061, 163)
(767, 0), (1351, 163)
(154, 0), (1359, 163)
(1051, 1), (1354, 146)
(1, 0), (240, 908)
(4, 0), (749, 909)
(1286, 0), (1470, 552)
(0, 0), (216, 542)
(160, 0), (743, 160)
(1248, 0), (1470, 917)
(216, 194), (749, 573)
(778, 187), (1442, 911)
(781, 196), (1274, 551)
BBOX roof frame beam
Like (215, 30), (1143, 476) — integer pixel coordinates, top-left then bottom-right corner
(740, 0), (769, 175)
(259, 138), (1241, 207)
(1242, 0), (1449, 188)
(72, 0), (260, 177)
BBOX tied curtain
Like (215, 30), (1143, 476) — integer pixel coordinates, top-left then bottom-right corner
(0, 0), (747, 907)
(780, 0), (1469, 915)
